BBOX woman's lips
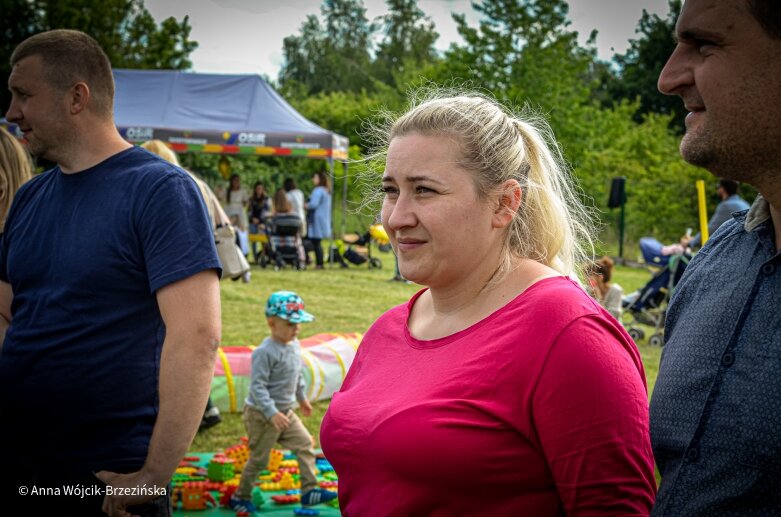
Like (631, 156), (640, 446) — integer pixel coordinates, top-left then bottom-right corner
(396, 238), (426, 252)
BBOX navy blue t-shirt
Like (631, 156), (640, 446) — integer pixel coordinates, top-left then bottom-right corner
(0, 146), (221, 471)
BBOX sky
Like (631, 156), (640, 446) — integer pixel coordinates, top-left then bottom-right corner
(144, 0), (671, 80)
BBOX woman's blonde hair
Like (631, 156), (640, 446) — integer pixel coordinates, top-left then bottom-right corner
(370, 90), (594, 276)
(0, 127), (34, 231)
(141, 139), (180, 166)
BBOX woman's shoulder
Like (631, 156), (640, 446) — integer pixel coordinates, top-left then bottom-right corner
(507, 276), (603, 326)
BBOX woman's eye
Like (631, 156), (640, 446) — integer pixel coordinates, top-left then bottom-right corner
(381, 185), (398, 196)
(416, 186), (435, 194)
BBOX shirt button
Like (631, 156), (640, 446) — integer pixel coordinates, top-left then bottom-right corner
(722, 351), (735, 367)
(762, 263), (776, 276)
(686, 447), (700, 462)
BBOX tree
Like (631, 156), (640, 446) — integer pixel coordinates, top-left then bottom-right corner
(1, 0), (197, 111)
(606, 0), (684, 131)
(372, 0), (439, 89)
(279, 0), (378, 96)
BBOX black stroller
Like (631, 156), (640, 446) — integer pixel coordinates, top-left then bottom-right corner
(622, 237), (690, 346)
(265, 214), (305, 270)
(342, 230), (382, 269)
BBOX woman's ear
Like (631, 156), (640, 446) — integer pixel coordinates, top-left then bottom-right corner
(492, 179), (522, 229)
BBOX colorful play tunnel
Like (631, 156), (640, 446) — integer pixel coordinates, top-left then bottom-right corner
(211, 333), (362, 413)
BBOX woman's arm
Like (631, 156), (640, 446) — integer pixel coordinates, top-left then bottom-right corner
(308, 187), (323, 210)
(533, 316), (655, 515)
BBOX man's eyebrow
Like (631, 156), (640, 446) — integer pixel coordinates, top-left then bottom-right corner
(675, 28), (725, 44)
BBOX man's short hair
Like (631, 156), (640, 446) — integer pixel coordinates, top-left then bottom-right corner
(11, 29), (114, 118)
(718, 179), (740, 196)
(747, 1), (781, 39)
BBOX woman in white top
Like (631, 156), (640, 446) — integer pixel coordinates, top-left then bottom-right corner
(225, 173), (249, 231)
(284, 177), (307, 237)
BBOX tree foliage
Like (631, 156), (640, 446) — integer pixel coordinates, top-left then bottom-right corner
(1, 0), (197, 111)
(605, 0), (684, 131)
(280, 0), (378, 96)
(372, 0), (439, 89)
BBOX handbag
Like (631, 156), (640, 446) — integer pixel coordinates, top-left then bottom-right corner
(212, 194), (250, 280)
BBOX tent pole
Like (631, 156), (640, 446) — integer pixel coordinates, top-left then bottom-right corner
(329, 158), (336, 269)
(341, 162), (348, 239)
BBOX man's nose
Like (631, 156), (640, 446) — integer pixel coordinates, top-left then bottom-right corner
(658, 44), (692, 96)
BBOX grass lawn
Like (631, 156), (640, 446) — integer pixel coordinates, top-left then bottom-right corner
(191, 251), (664, 453)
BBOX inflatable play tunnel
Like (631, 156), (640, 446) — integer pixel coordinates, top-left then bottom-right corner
(211, 333), (362, 413)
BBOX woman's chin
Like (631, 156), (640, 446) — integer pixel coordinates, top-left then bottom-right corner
(398, 266), (425, 285)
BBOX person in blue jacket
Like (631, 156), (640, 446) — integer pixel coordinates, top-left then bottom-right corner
(306, 171), (332, 269)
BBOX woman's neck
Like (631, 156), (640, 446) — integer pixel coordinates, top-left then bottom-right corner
(410, 257), (557, 340)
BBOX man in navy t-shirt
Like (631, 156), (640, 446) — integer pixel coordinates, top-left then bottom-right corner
(2, 30), (222, 516)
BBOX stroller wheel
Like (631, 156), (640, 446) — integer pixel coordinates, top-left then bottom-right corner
(649, 333), (665, 347)
(628, 328), (645, 342)
(369, 258), (383, 269)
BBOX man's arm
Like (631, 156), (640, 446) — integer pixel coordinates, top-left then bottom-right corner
(96, 269), (220, 515)
(0, 280), (12, 350)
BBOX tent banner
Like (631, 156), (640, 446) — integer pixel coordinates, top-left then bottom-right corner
(1, 122), (347, 160)
(119, 127), (342, 159)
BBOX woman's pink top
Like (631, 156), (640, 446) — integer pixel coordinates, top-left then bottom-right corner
(321, 277), (655, 516)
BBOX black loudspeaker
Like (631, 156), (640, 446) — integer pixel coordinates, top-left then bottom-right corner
(608, 177), (626, 208)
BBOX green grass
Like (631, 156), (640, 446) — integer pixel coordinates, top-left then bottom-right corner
(191, 255), (665, 452)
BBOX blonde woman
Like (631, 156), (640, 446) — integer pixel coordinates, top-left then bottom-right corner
(0, 127), (33, 231)
(321, 93), (655, 515)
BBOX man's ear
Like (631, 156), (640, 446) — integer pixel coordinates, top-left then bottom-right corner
(492, 179), (522, 229)
(69, 82), (90, 115)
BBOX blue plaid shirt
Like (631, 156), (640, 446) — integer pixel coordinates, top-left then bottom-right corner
(650, 195), (781, 515)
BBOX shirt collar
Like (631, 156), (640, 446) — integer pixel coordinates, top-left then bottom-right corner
(743, 194), (771, 232)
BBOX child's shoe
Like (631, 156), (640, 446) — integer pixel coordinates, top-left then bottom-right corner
(300, 488), (337, 507)
(229, 494), (258, 514)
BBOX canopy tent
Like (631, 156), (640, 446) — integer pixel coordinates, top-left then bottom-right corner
(1, 69), (354, 241)
(112, 69), (349, 160)
(2, 69), (348, 160)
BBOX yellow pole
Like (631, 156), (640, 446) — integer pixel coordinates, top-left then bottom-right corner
(696, 180), (709, 245)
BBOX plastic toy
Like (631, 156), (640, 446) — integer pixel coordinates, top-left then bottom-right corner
(207, 454), (236, 481)
(179, 481), (217, 511)
(225, 443), (250, 472)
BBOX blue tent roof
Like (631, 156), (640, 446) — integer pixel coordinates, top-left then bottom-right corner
(2, 69), (348, 158)
(111, 69), (348, 159)
(113, 69), (331, 135)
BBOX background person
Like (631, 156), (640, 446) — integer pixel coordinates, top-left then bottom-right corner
(587, 256), (624, 319)
(649, 0), (781, 514)
(1, 30), (221, 516)
(320, 92), (655, 515)
(0, 126), (33, 231)
(225, 173), (249, 231)
(284, 177), (307, 237)
(248, 180), (272, 263)
(682, 178), (751, 248)
(305, 171), (332, 269)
